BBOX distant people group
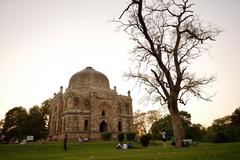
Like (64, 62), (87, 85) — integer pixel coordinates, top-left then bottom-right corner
(78, 137), (88, 142)
(63, 130), (175, 152)
(116, 143), (133, 150)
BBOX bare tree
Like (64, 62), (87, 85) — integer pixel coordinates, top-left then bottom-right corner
(133, 110), (147, 135)
(117, 0), (221, 147)
(146, 110), (161, 126)
(0, 119), (4, 128)
(133, 109), (161, 135)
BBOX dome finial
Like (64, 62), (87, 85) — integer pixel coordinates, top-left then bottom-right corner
(60, 86), (63, 92)
(128, 90), (131, 97)
(86, 66), (93, 69)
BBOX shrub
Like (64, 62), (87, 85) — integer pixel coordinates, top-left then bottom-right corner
(213, 131), (229, 143)
(151, 133), (161, 141)
(140, 134), (152, 147)
(117, 133), (125, 142)
(126, 132), (136, 141)
(101, 132), (112, 141)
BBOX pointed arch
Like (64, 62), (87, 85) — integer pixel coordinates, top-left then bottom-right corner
(118, 121), (122, 132)
(99, 120), (108, 132)
(84, 119), (88, 131)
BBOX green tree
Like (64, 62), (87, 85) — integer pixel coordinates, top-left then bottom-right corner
(207, 116), (231, 143)
(207, 109), (240, 143)
(2, 99), (51, 142)
(231, 107), (240, 126)
(25, 105), (49, 140)
(186, 124), (206, 141)
(2, 107), (28, 141)
(150, 114), (172, 140)
(117, 0), (220, 147)
(231, 107), (240, 141)
(40, 98), (51, 129)
(150, 111), (205, 141)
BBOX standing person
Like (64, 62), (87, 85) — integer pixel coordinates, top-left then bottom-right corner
(64, 134), (68, 152)
(160, 130), (167, 148)
(170, 136), (176, 148)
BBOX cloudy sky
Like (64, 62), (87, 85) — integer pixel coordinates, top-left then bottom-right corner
(0, 0), (240, 126)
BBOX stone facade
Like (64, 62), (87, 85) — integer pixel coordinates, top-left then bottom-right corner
(49, 67), (133, 140)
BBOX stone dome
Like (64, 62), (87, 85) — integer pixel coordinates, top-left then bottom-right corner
(69, 67), (110, 89)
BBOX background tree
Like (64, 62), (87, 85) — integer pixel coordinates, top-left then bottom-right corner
(118, 0), (220, 147)
(150, 114), (172, 140)
(207, 116), (232, 143)
(0, 119), (3, 130)
(2, 99), (51, 142)
(2, 107), (28, 141)
(40, 98), (51, 129)
(231, 107), (240, 126)
(25, 105), (48, 140)
(133, 109), (161, 135)
(146, 110), (161, 128)
(0, 119), (4, 141)
(150, 111), (206, 141)
(230, 107), (240, 141)
(186, 123), (206, 142)
(207, 107), (240, 143)
(133, 110), (147, 135)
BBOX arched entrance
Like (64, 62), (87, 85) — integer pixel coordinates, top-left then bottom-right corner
(99, 121), (108, 132)
(118, 121), (122, 132)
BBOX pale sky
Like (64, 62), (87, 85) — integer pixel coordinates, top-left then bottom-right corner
(0, 0), (240, 127)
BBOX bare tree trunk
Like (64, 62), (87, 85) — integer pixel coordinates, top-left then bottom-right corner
(168, 97), (185, 148)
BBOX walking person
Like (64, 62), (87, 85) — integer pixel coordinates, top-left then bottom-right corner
(64, 133), (68, 152)
(160, 129), (167, 148)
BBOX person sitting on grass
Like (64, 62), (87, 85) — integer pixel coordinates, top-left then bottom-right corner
(116, 142), (122, 149)
(127, 143), (133, 149)
(122, 143), (128, 150)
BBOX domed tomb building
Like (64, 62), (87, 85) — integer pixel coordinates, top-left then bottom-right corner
(49, 67), (133, 140)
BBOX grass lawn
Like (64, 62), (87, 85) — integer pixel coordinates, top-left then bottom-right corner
(0, 141), (240, 160)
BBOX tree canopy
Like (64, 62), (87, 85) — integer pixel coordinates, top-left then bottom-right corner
(2, 99), (51, 142)
(150, 111), (206, 141)
(207, 107), (240, 143)
(2, 107), (28, 141)
(133, 109), (161, 135)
